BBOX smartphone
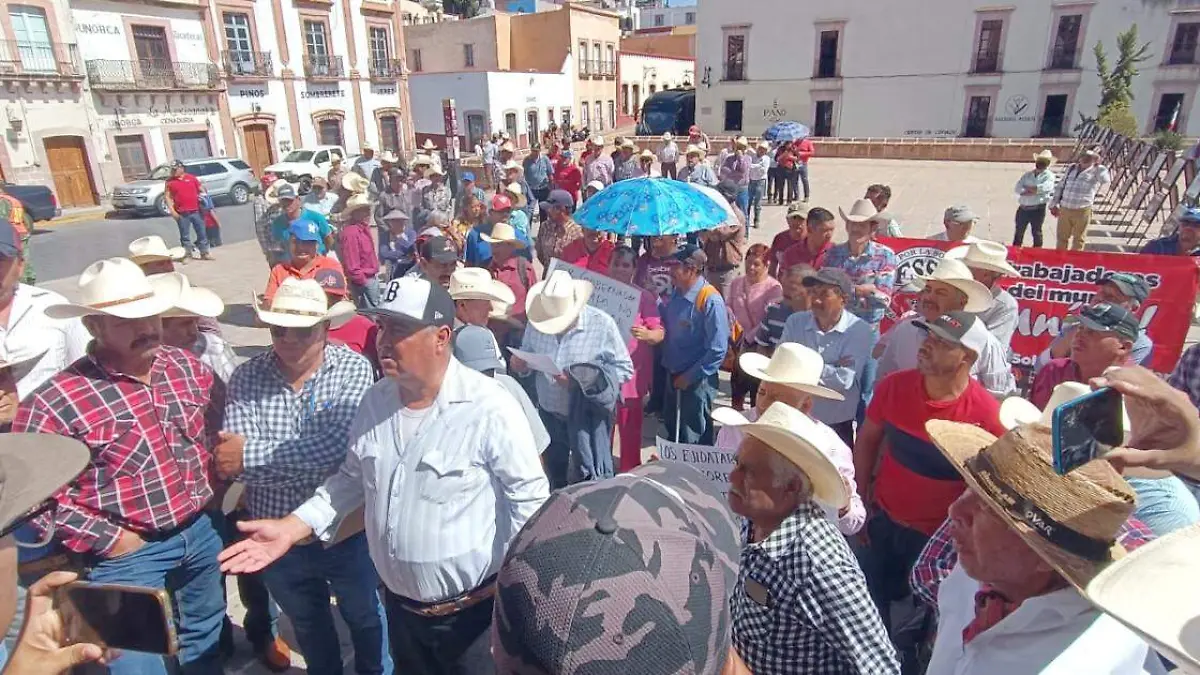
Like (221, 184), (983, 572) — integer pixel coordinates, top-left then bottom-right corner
(1051, 387), (1124, 475)
(53, 581), (178, 655)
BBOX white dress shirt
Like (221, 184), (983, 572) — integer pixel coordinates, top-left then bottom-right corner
(2, 284), (91, 398)
(293, 357), (550, 602)
(928, 231), (980, 244)
(976, 287), (1019, 348)
(877, 315), (1016, 397)
(926, 564), (1150, 675)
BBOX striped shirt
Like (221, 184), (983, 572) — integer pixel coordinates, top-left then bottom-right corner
(519, 305), (633, 417)
(751, 300), (799, 350)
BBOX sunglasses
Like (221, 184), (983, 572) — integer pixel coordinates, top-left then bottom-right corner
(269, 324), (321, 340)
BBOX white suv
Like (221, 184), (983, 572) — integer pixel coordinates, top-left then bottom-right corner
(111, 157), (257, 217)
(264, 145), (346, 193)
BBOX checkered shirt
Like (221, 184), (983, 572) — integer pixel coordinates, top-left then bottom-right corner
(224, 343), (373, 519)
(253, 196), (285, 261)
(731, 501), (900, 675)
(1051, 164), (1111, 210)
(1169, 343), (1200, 410)
(519, 305), (633, 417)
(12, 346), (218, 555)
(820, 241), (898, 326)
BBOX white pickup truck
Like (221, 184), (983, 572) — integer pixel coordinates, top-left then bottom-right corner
(264, 145), (346, 193)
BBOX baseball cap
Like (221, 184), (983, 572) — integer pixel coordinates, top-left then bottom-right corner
(452, 325), (503, 372)
(1101, 272), (1150, 303)
(802, 268), (853, 297)
(0, 220), (20, 258)
(313, 268), (349, 298)
(492, 193), (514, 211)
(1180, 206), (1200, 225)
(913, 311), (991, 357)
(360, 275), (455, 329)
(289, 218), (323, 242)
(275, 183), (298, 202)
(493, 460), (741, 675)
(787, 202), (811, 218)
(1077, 302), (1140, 342)
(674, 243), (708, 269)
(586, 180), (605, 193)
(0, 434), (88, 537)
(539, 189), (574, 212)
(462, 171), (476, 183)
(419, 235), (458, 264)
(944, 205), (978, 223)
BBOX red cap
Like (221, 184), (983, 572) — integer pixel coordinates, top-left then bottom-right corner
(491, 193), (513, 211)
(688, 125), (701, 135)
(313, 268), (349, 298)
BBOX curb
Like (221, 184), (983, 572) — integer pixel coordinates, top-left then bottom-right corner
(41, 210), (112, 228)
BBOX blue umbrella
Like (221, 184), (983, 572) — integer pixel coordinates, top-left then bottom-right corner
(763, 120), (811, 143)
(573, 178), (729, 237)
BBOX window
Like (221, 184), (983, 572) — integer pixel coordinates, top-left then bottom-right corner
(973, 19), (1003, 73)
(654, 13), (664, 27)
(412, 48), (422, 72)
(632, 84), (640, 116)
(594, 102), (602, 130)
(8, 5), (54, 72)
(561, 108), (571, 127)
(504, 112), (518, 139)
(685, 12), (695, 24)
(132, 25), (171, 86)
(223, 12), (255, 74)
(314, 150), (329, 164)
(607, 100), (615, 129)
(592, 43), (601, 76)
(369, 26), (390, 74)
(580, 101), (589, 127)
(1048, 14), (1082, 69)
(724, 100), (743, 132)
(526, 110), (539, 146)
(621, 84), (629, 115)
(578, 40), (588, 75)
(964, 95), (991, 137)
(379, 115), (400, 151)
(605, 44), (614, 75)
(318, 118), (343, 146)
(816, 29), (839, 78)
(1170, 23), (1200, 65)
(304, 19), (330, 74)
(229, 159), (251, 170)
(1039, 94), (1068, 137)
(814, 100), (834, 137)
(724, 33), (746, 81)
(464, 43), (474, 67)
(1154, 93), (1186, 131)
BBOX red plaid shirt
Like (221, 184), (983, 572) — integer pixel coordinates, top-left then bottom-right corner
(12, 346), (219, 555)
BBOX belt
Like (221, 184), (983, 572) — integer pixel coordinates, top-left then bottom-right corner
(395, 575), (497, 618)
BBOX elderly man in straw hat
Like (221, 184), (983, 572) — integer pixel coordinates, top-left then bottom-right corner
(513, 269), (632, 487)
(149, 272), (237, 382)
(1013, 149), (1058, 247)
(420, 165), (452, 226)
(449, 266), (514, 330)
(582, 135), (614, 187)
(13, 258), (227, 675)
(678, 144), (718, 187)
(715, 401), (900, 674)
(218, 277), (391, 675)
(658, 131), (679, 179)
(876, 257), (1016, 397)
(1050, 147), (1110, 250)
(945, 241), (1020, 345)
(613, 138), (640, 182)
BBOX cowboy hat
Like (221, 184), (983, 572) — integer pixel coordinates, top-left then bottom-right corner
(685, 144), (703, 157)
(263, 179), (296, 206)
(838, 199), (879, 223)
(734, 136), (749, 148)
(505, 182), (528, 209)
(525, 269), (593, 335)
(481, 222), (525, 246)
(422, 139), (437, 150)
(254, 278), (355, 329)
(501, 142), (517, 153)
(128, 235), (185, 265)
(999, 382), (1131, 436)
(756, 140), (770, 150)
(0, 433), (89, 535)
(711, 402), (849, 510)
(737, 343), (844, 401)
(45, 258), (179, 320)
(1085, 523), (1200, 673)
(502, 160), (521, 172)
(344, 191), (371, 213)
(1034, 149), (1057, 164)
(620, 138), (635, 150)
(639, 149), (655, 160)
(925, 420), (1135, 590)
(945, 240), (1019, 277)
(590, 135), (605, 147)
(342, 172), (370, 194)
(427, 165), (446, 177)
(908, 257), (994, 312)
(449, 267), (516, 305)
(380, 150), (400, 164)
(412, 155), (433, 167)
(148, 272), (224, 319)
(586, 180), (605, 193)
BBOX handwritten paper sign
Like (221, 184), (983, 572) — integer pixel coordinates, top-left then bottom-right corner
(547, 258), (640, 340)
(508, 348), (562, 376)
(656, 437), (735, 495)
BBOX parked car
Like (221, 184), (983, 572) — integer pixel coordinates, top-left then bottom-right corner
(264, 146), (346, 193)
(1, 182), (60, 228)
(111, 157), (258, 217)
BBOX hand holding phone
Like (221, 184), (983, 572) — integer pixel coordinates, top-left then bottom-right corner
(53, 581), (177, 656)
(1051, 387), (1125, 475)
(5, 572), (106, 675)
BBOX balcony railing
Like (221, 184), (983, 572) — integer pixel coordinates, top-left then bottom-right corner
(723, 60), (745, 81)
(0, 40), (83, 78)
(223, 50), (272, 78)
(369, 58), (403, 80)
(1046, 46), (1080, 70)
(303, 54), (344, 80)
(86, 59), (219, 91)
(971, 51), (1001, 74)
(600, 60), (615, 78)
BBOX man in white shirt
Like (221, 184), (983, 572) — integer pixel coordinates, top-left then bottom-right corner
(929, 205), (981, 244)
(1050, 147), (1111, 250)
(218, 276), (550, 674)
(945, 241), (1020, 346)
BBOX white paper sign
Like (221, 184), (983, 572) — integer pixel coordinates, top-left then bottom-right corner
(508, 348), (562, 376)
(547, 258), (640, 340)
(655, 437), (735, 495)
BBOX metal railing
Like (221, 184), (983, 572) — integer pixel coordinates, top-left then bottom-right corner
(971, 51), (1002, 74)
(223, 50), (272, 78)
(1046, 46), (1080, 70)
(369, 58), (403, 80)
(86, 59), (219, 90)
(0, 40), (82, 78)
(303, 54), (344, 79)
(600, 60), (615, 77)
(723, 60), (745, 81)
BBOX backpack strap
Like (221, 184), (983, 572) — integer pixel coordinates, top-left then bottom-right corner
(694, 283), (717, 312)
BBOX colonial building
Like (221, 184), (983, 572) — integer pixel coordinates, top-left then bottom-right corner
(638, 1), (695, 31)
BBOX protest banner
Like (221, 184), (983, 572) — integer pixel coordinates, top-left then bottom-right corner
(879, 237), (1199, 377)
(655, 437), (734, 495)
(547, 258), (641, 339)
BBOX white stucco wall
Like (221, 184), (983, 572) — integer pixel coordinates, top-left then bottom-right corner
(486, 70), (574, 139)
(618, 51), (694, 115)
(640, 5), (695, 30)
(408, 69), (573, 146)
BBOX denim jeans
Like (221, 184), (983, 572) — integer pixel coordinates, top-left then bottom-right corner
(797, 163), (811, 200)
(663, 371), (718, 444)
(352, 276), (382, 309)
(1126, 476), (1200, 537)
(175, 211), (210, 256)
(735, 187), (750, 219)
(857, 323), (881, 425)
(86, 512), (225, 675)
(259, 532), (392, 675)
(748, 178), (767, 225)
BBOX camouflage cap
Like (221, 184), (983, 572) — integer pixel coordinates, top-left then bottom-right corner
(493, 461), (741, 675)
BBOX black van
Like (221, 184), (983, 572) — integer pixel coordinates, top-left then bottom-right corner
(635, 88), (696, 137)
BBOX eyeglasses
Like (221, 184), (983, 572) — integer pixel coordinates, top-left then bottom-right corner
(269, 324), (320, 340)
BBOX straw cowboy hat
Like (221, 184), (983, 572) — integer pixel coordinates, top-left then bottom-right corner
(590, 135), (605, 147)
(504, 182), (528, 209)
(501, 142), (517, 153)
(1034, 149), (1057, 164)
(148, 272), (224, 319)
(449, 267), (516, 305)
(0, 342), (48, 383)
(639, 149), (655, 160)
(412, 155), (432, 168)
(427, 165), (446, 177)
(685, 144), (704, 158)
(999, 381), (1131, 435)
(128, 235), (185, 265)
(734, 136), (749, 148)
(421, 139), (437, 150)
(344, 191), (371, 213)
(525, 269), (593, 335)
(342, 172), (370, 194)
(908, 257), (994, 312)
(1085, 523), (1200, 673)
(838, 199), (879, 223)
(737, 343), (844, 401)
(620, 138), (636, 150)
(712, 402), (849, 510)
(253, 278), (355, 329)
(945, 240), (1020, 277)
(924, 420), (1135, 590)
(481, 222), (525, 246)
(45, 258), (179, 320)
(380, 150), (401, 164)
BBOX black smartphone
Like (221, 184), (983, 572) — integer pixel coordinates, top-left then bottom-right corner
(1051, 387), (1124, 475)
(54, 581), (178, 655)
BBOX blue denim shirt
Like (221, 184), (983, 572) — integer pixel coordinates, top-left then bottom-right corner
(523, 155), (553, 191)
(660, 278), (730, 385)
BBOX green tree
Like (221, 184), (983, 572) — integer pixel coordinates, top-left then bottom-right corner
(1094, 25), (1153, 111)
(1097, 100), (1139, 138)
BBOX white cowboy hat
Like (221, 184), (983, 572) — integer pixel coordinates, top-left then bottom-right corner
(411, 155), (433, 167)
(756, 140), (771, 150)
(505, 182), (528, 209)
(620, 138), (635, 149)
(908, 257), (994, 312)
(711, 402), (849, 510)
(46, 258), (179, 320)
(590, 135), (605, 147)
(685, 144), (703, 157)
(360, 141), (374, 151)
(449, 267), (516, 305)
(734, 136), (749, 148)
(380, 150), (400, 164)
(1085, 523), (1200, 673)
(1034, 149), (1057, 164)
(480, 221), (525, 246)
(253, 278), (355, 329)
(501, 142), (516, 153)
(525, 269), (593, 336)
(128, 235), (185, 265)
(662, 132), (673, 141)
(838, 199), (879, 223)
(738, 343), (845, 401)
(945, 241), (1019, 277)
(427, 165), (446, 177)
(586, 180), (605, 193)
(344, 191), (371, 212)
(999, 381), (1131, 435)
(342, 172), (370, 194)
(502, 160), (521, 172)
(422, 139), (437, 150)
(148, 272), (224, 319)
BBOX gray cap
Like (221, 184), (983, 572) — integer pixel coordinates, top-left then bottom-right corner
(944, 205), (978, 223)
(1100, 272), (1150, 303)
(452, 325), (503, 372)
(803, 268), (854, 297)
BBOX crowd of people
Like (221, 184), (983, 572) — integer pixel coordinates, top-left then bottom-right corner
(0, 128), (1197, 675)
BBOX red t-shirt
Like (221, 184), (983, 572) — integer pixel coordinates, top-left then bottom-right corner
(780, 238), (832, 271)
(866, 369), (1006, 535)
(769, 231), (805, 270)
(328, 314), (379, 369)
(166, 173), (203, 213)
(559, 238), (614, 273)
(1029, 358), (1082, 410)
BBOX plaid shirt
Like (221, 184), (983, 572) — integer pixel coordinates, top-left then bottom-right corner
(752, 300), (800, 350)
(12, 346), (219, 555)
(820, 241), (898, 326)
(1169, 342), (1200, 409)
(1050, 164), (1111, 210)
(732, 501), (900, 674)
(224, 343), (373, 520)
(519, 305), (632, 417)
(253, 196), (285, 262)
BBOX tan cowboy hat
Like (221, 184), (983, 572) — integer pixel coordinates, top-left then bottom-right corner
(756, 140), (770, 151)
(502, 160), (522, 172)
(344, 191), (371, 212)
(360, 141), (373, 151)
(422, 139), (437, 150)
(685, 144), (703, 157)
(254, 278), (354, 329)
(619, 138), (635, 150)
(449, 267), (516, 305)
(590, 135), (605, 147)
(1034, 149), (1057, 164)
(925, 421), (1135, 590)
(1085, 523), (1200, 673)
(998, 381), (1131, 436)
(525, 269), (593, 335)
(501, 142), (517, 153)
(148, 272), (224, 319)
(427, 165), (446, 177)
(380, 150), (400, 164)
(908, 257), (994, 312)
(838, 198), (879, 223)
(481, 221), (525, 246)
(712, 402), (849, 510)
(263, 179), (295, 206)
(945, 240), (1019, 277)
(412, 155), (432, 167)
(128, 235), (185, 264)
(737, 343), (844, 401)
(734, 135), (749, 148)
(505, 182), (528, 209)
(46, 258), (179, 320)
(639, 149), (655, 160)
(342, 172), (370, 194)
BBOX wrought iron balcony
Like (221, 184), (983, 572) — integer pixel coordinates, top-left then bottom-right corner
(369, 58), (403, 80)
(303, 54), (343, 80)
(86, 59), (219, 91)
(223, 50), (273, 78)
(0, 40), (83, 79)
(599, 60), (615, 78)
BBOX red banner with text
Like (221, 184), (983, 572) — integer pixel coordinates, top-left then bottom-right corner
(877, 237), (1200, 375)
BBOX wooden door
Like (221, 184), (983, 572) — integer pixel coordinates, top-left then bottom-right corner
(43, 136), (96, 208)
(114, 135), (150, 181)
(243, 124), (272, 176)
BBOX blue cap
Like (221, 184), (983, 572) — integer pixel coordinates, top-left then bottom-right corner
(1180, 206), (1200, 225)
(462, 171), (476, 183)
(289, 218), (323, 242)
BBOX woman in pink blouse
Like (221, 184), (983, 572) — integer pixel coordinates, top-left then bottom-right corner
(608, 245), (664, 472)
(727, 243), (782, 410)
